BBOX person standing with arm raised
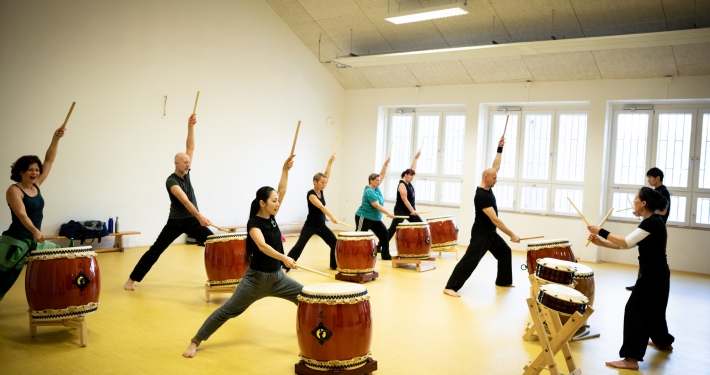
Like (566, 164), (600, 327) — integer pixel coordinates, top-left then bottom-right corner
(124, 114), (214, 291)
(355, 158), (395, 260)
(443, 136), (520, 297)
(1, 126), (66, 300)
(182, 155), (302, 358)
(382, 150), (422, 251)
(285, 153), (340, 270)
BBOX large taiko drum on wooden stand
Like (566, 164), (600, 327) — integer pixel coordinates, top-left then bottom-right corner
(297, 283), (373, 371)
(25, 246), (100, 320)
(335, 232), (376, 274)
(204, 233), (249, 287)
(395, 222), (431, 259)
(426, 215), (458, 249)
(525, 238), (575, 274)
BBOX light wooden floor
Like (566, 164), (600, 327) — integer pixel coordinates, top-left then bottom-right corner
(1, 237), (708, 375)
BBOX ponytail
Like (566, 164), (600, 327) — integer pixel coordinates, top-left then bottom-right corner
(638, 186), (668, 213)
(245, 186), (276, 263)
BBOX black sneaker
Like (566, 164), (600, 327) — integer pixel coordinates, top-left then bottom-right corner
(626, 285), (634, 291)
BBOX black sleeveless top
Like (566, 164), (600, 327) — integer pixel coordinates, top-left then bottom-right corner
(246, 215), (284, 272)
(304, 190), (325, 227)
(394, 180), (415, 215)
(3, 184), (44, 240)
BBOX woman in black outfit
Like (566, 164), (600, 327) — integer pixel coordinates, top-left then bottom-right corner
(384, 151), (421, 249)
(587, 187), (674, 370)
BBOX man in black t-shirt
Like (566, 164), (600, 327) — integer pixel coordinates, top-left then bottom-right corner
(444, 136), (520, 297)
(626, 167), (671, 291)
(124, 114), (214, 291)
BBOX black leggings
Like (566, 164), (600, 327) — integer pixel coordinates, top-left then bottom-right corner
(286, 224), (338, 269)
(129, 217), (213, 282)
(444, 232), (512, 290)
(355, 215), (390, 259)
(386, 215), (423, 243)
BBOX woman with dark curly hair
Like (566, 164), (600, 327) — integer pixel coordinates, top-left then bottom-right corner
(587, 187), (674, 370)
(1, 126), (66, 301)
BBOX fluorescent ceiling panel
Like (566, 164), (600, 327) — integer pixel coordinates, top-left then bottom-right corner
(385, 4), (468, 24)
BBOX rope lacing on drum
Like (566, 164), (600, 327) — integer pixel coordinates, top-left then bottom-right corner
(299, 291), (368, 300)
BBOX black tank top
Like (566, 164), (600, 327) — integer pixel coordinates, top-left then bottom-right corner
(394, 180), (415, 215)
(3, 184), (44, 240)
(305, 190), (325, 227)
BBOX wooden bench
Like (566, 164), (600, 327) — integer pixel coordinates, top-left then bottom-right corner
(44, 231), (141, 253)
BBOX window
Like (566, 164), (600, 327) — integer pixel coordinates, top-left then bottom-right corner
(384, 111), (466, 206)
(608, 108), (710, 228)
(489, 109), (588, 216)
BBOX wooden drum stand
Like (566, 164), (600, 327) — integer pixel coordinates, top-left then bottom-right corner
(30, 314), (88, 347)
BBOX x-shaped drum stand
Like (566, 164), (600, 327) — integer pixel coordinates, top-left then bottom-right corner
(522, 275), (594, 375)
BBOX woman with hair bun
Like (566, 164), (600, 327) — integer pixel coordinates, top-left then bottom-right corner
(383, 150), (422, 249)
(587, 187), (674, 370)
(182, 155), (302, 358)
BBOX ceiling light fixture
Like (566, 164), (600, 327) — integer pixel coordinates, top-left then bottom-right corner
(385, 3), (469, 25)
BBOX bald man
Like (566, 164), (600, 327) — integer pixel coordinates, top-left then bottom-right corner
(124, 114), (213, 291)
(444, 136), (520, 297)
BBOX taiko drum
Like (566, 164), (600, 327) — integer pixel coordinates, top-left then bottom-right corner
(395, 222), (431, 259)
(426, 215), (458, 249)
(204, 233), (249, 287)
(525, 238), (575, 274)
(335, 232), (376, 274)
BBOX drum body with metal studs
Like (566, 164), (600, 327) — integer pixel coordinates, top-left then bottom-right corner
(204, 233), (249, 287)
(335, 232), (376, 274)
(25, 246), (100, 320)
(571, 263), (595, 307)
(297, 283), (373, 371)
(426, 215), (458, 249)
(535, 258), (577, 286)
(525, 238), (575, 274)
(395, 222), (431, 259)
(537, 284), (588, 316)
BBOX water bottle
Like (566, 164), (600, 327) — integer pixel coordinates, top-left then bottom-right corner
(108, 217), (114, 233)
(115, 216), (119, 233)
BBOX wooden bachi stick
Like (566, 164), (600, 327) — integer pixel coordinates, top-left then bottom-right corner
(586, 208), (614, 247)
(192, 91), (200, 115)
(296, 264), (331, 277)
(567, 197), (592, 226)
(290, 120), (301, 156)
(61, 102), (76, 129)
(519, 236), (545, 241)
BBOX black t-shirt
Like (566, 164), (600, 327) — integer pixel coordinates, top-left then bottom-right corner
(246, 215), (284, 272)
(655, 185), (671, 223)
(304, 190), (325, 227)
(636, 214), (668, 270)
(394, 180), (416, 215)
(166, 170), (199, 219)
(471, 187), (498, 236)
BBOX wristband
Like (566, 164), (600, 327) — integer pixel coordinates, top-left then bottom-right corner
(598, 228), (610, 239)
(497, 146), (503, 153)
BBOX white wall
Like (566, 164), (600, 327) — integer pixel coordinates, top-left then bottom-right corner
(338, 76), (710, 275)
(0, 0), (345, 247)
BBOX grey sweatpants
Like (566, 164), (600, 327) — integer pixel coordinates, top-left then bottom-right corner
(194, 267), (304, 342)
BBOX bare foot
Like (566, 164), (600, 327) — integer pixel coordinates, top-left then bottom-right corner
(123, 279), (135, 291)
(497, 284), (515, 288)
(182, 342), (198, 358)
(605, 358), (639, 370)
(443, 289), (460, 297)
(648, 340), (673, 351)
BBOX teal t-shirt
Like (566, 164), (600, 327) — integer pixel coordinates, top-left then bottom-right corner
(355, 186), (384, 221)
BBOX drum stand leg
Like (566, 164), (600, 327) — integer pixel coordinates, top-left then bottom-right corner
(391, 256), (436, 272)
(29, 314), (88, 347)
(433, 246), (459, 260)
(205, 282), (237, 302)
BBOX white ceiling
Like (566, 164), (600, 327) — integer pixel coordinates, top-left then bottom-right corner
(267, 0), (710, 89)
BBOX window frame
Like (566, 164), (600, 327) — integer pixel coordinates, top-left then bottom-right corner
(693, 111), (710, 194)
(691, 192), (710, 229)
(650, 109), (697, 193)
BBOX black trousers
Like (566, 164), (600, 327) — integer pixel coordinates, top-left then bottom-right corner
(355, 215), (390, 259)
(385, 215), (423, 242)
(445, 231), (512, 290)
(129, 217), (213, 282)
(286, 223), (338, 269)
(619, 266), (674, 361)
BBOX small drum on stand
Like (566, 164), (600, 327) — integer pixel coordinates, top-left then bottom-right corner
(426, 215), (458, 249)
(572, 263), (595, 307)
(395, 222), (431, 259)
(524, 238), (575, 274)
(296, 283), (376, 372)
(25, 246), (101, 320)
(537, 284), (589, 317)
(335, 232), (378, 283)
(25, 246), (100, 347)
(535, 258), (577, 286)
(204, 233), (249, 287)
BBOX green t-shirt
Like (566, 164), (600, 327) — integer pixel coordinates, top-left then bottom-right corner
(355, 186), (384, 221)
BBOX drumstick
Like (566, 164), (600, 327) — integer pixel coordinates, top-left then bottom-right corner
(567, 197), (591, 226)
(627, 196), (640, 220)
(519, 236), (544, 241)
(502, 115), (509, 137)
(616, 207), (634, 212)
(296, 264), (331, 277)
(418, 137), (425, 153)
(387, 141), (394, 159)
(192, 91), (200, 115)
(585, 208), (614, 247)
(339, 223), (356, 228)
(290, 120), (301, 156)
(61, 102), (76, 129)
(393, 215), (410, 219)
(211, 224), (233, 232)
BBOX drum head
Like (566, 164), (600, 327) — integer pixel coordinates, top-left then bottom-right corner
(396, 222), (429, 228)
(527, 238), (571, 250)
(426, 215), (454, 222)
(536, 258), (577, 272)
(337, 231), (373, 239)
(28, 246), (95, 260)
(573, 263), (594, 277)
(301, 283), (367, 297)
(539, 284), (588, 304)
(206, 233), (247, 240)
